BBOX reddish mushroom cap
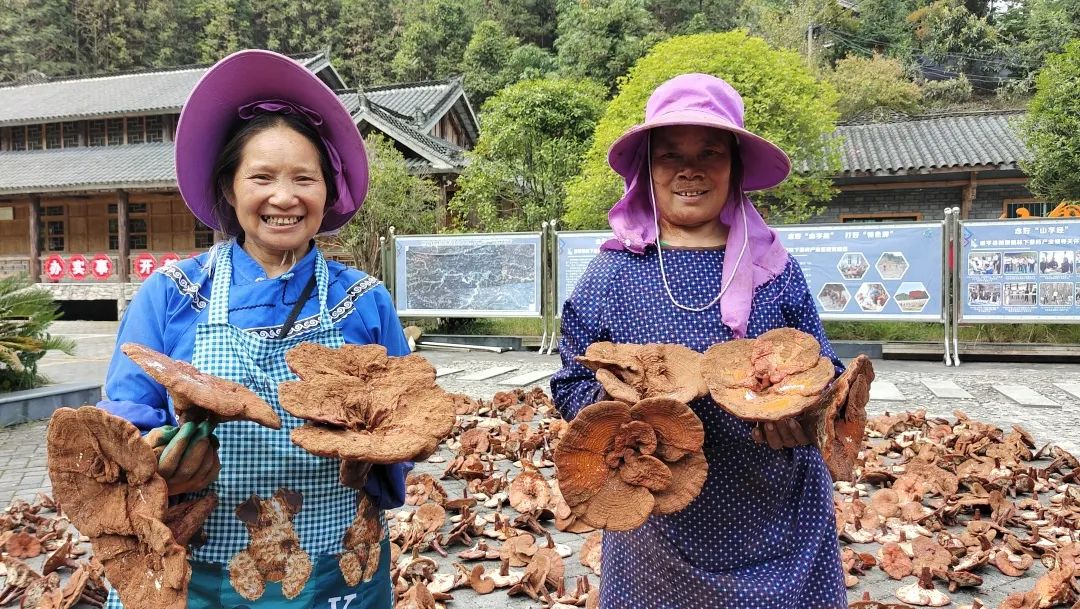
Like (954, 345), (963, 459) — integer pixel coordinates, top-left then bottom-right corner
(577, 342), (708, 404)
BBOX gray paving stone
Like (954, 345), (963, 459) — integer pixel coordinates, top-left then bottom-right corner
(921, 379), (975, 399)
(992, 384), (1059, 407)
(496, 369), (558, 386)
(459, 366), (520, 381)
(868, 380), (905, 401)
(1055, 382), (1080, 400)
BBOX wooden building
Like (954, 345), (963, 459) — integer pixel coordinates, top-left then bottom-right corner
(0, 52), (476, 312)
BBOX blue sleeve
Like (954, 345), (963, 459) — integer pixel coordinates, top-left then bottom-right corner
(550, 255), (615, 420)
(344, 281), (413, 510)
(97, 272), (176, 431)
(780, 257), (845, 376)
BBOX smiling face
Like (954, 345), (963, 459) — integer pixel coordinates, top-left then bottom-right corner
(650, 125), (735, 238)
(228, 124), (327, 267)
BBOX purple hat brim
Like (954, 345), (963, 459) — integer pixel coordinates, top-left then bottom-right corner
(175, 50), (368, 234)
(607, 109), (791, 192)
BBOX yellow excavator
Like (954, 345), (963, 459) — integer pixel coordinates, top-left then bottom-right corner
(1010, 202), (1080, 218)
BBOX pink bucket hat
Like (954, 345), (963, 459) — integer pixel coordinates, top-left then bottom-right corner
(175, 49), (368, 234)
(603, 73), (792, 338)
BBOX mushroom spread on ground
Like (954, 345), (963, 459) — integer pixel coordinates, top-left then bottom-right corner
(576, 342), (708, 404)
(554, 398), (707, 531)
(702, 328), (836, 422)
(121, 342), (281, 428)
(277, 343), (456, 466)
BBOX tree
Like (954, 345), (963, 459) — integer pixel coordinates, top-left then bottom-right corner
(462, 21), (520, 108)
(0, 275), (74, 391)
(391, 0), (475, 81)
(504, 44), (557, 81)
(195, 0), (257, 63)
(491, 0), (557, 48)
(907, 0), (1003, 76)
(1000, 0), (1080, 82)
(251, 0), (339, 54)
(564, 30), (841, 230)
(554, 0), (665, 91)
(335, 0), (404, 86)
(450, 78), (607, 231)
(740, 0), (858, 65)
(332, 135), (441, 277)
(0, 0), (78, 81)
(647, 0), (742, 34)
(1021, 40), (1080, 205)
(828, 53), (922, 119)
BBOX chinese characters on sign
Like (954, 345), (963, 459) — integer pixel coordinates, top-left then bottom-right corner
(776, 223), (944, 321)
(133, 253), (158, 280)
(960, 219), (1080, 321)
(43, 255), (66, 281)
(555, 232), (612, 317)
(90, 255), (113, 280)
(67, 254), (89, 280)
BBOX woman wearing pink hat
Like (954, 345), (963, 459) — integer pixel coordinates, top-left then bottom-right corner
(97, 50), (407, 608)
(551, 74), (846, 608)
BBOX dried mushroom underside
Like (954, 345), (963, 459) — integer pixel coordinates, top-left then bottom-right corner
(576, 342), (708, 404)
(340, 493), (385, 586)
(229, 488), (312, 601)
(811, 354), (875, 482)
(278, 343), (456, 465)
(121, 342), (281, 429)
(702, 327), (835, 422)
(554, 398), (707, 531)
(45, 407), (196, 609)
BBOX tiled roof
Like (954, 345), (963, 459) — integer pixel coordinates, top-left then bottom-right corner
(0, 143), (174, 195)
(834, 110), (1029, 176)
(364, 78), (458, 121)
(0, 54), (328, 127)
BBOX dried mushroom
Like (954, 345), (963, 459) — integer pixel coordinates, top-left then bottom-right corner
(229, 489), (312, 601)
(702, 328), (835, 422)
(576, 342), (708, 404)
(46, 407), (166, 538)
(94, 514), (189, 609)
(554, 398), (707, 531)
(812, 354), (874, 482)
(121, 343), (281, 428)
(163, 494), (218, 547)
(278, 343), (455, 464)
(340, 493), (385, 586)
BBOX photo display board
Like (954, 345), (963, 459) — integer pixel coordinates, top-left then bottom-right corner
(554, 231), (612, 318)
(394, 233), (543, 317)
(775, 222), (945, 321)
(959, 219), (1080, 322)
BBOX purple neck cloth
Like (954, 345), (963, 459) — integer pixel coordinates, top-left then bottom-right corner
(602, 142), (789, 338)
(237, 100), (354, 222)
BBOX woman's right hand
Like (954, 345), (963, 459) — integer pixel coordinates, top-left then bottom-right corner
(145, 421), (221, 495)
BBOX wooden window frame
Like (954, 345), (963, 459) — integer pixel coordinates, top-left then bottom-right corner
(25, 124), (42, 150)
(145, 115), (165, 143)
(45, 123), (62, 149)
(1002, 197), (1051, 219)
(61, 121), (82, 148)
(839, 212), (923, 223)
(39, 205), (66, 252)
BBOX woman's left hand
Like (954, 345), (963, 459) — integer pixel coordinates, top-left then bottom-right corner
(752, 418), (812, 450)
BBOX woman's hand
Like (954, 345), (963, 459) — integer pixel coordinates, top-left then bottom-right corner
(751, 418), (813, 450)
(145, 421), (221, 495)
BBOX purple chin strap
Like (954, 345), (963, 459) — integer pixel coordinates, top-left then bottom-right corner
(237, 100), (353, 218)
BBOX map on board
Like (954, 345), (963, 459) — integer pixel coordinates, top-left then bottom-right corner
(394, 234), (543, 317)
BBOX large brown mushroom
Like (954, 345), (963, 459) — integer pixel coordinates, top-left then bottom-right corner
(278, 343), (455, 464)
(121, 343), (281, 428)
(812, 354), (875, 482)
(554, 398), (707, 531)
(702, 328), (835, 422)
(576, 343), (708, 404)
(46, 407), (167, 538)
(93, 514), (189, 609)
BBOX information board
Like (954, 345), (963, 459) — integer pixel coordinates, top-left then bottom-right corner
(775, 222), (945, 321)
(394, 233), (543, 317)
(958, 219), (1080, 322)
(554, 231), (612, 317)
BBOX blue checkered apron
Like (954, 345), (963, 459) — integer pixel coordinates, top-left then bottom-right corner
(105, 244), (391, 609)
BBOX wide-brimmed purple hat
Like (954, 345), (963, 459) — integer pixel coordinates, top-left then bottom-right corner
(608, 73), (791, 190)
(175, 49), (368, 234)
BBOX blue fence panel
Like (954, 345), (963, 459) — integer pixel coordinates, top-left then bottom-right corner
(775, 222), (945, 321)
(958, 219), (1080, 322)
(393, 233), (543, 317)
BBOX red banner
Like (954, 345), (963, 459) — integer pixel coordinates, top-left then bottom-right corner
(158, 252), (181, 268)
(43, 255), (66, 281)
(133, 252), (158, 280)
(90, 254), (114, 280)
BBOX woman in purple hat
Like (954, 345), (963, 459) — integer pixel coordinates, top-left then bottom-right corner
(97, 50), (407, 608)
(551, 74), (847, 608)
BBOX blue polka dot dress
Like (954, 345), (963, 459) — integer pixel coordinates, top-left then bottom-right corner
(550, 246), (848, 609)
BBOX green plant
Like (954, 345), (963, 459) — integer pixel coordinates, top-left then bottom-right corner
(564, 30), (841, 230)
(828, 53), (922, 120)
(921, 74), (973, 104)
(0, 274), (74, 391)
(1021, 39), (1080, 204)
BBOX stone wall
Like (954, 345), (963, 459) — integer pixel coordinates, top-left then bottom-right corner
(805, 182), (1037, 225)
